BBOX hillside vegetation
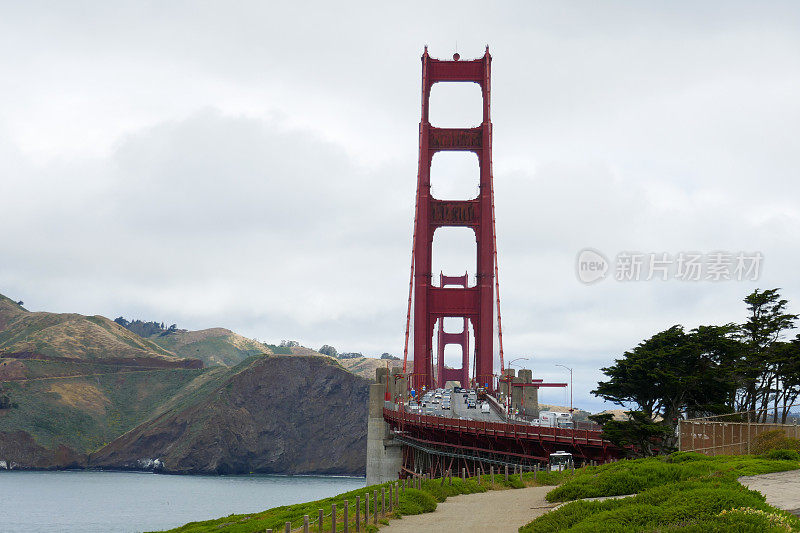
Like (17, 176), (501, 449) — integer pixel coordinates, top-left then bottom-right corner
(113, 315), (272, 368)
(522, 453), (800, 532)
(0, 293), (375, 474)
(0, 365), (207, 461)
(90, 355), (369, 475)
(148, 327), (270, 367)
(0, 295), (194, 365)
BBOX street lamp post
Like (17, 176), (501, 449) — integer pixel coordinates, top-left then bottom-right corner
(555, 364), (573, 414)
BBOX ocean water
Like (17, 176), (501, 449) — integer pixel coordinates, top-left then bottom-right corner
(0, 470), (365, 533)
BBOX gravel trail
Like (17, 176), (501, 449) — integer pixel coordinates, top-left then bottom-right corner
(379, 486), (556, 533)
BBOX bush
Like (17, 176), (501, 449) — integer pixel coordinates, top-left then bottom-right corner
(666, 451), (707, 463)
(421, 477), (486, 502)
(521, 455), (800, 533)
(545, 453), (800, 503)
(395, 489), (437, 515)
(761, 449), (800, 461)
(752, 430), (800, 455)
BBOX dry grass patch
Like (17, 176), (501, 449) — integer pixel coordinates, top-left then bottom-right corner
(48, 382), (111, 414)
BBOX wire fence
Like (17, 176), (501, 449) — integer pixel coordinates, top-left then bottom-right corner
(679, 403), (800, 456)
(269, 480), (401, 533)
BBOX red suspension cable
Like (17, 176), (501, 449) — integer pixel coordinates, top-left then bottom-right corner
(402, 198), (419, 374)
(490, 169), (505, 373)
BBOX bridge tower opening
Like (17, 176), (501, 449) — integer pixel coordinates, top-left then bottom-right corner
(403, 47), (503, 392)
(436, 273), (470, 388)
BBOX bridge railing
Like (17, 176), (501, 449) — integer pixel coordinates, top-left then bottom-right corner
(384, 407), (607, 446)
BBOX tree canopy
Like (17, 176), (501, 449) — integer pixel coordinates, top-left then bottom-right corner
(592, 288), (800, 456)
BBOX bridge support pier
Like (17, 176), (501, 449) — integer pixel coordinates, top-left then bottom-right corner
(366, 382), (402, 485)
(511, 369), (539, 417)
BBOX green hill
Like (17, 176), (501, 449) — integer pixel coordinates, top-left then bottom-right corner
(0, 293), (209, 466)
(0, 294), (371, 474)
(147, 327), (271, 367)
(0, 294), (193, 365)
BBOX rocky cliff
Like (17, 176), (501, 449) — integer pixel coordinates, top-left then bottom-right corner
(89, 355), (369, 475)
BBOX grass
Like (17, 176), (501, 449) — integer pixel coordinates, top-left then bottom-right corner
(151, 333), (265, 367)
(153, 469), (573, 532)
(0, 363), (208, 452)
(521, 453), (800, 532)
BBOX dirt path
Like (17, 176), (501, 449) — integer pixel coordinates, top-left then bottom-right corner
(379, 486), (556, 533)
(739, 469), (800, 517)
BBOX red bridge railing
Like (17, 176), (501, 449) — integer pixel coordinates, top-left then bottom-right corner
(383, 407), (608, 448)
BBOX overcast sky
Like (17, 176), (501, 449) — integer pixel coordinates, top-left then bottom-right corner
(2, 2), (799, 411)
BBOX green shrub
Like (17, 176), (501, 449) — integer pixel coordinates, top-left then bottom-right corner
(567, 503), (665, 533)
(666, 451), (707, 463)
(762, 449), (800, 461)
(658, 507), (796, 532)
(419, 477), (486, 502)
(545, 459), (690, 502)
(545, 453), (800, 503)
(523, 469), (572, 486)
(521, 455), (800, 533)
(751, 429), (800, 455)
(657, 485), (768, 523)
(519, 499), (622, 533)
(395, 489), (437, 515)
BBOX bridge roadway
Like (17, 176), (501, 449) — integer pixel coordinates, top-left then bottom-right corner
(414, 392), (505, 423)
(385, 394), (620, 478)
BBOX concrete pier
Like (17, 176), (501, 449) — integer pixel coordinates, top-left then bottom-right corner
(509, 369), (539, 417)
(366, 374), (402, 485)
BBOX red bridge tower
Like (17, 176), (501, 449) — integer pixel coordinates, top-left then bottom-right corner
(403, 47), (504, 392)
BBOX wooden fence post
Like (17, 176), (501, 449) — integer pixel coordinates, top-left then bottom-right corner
(331, 503), (336, 533)
(285, 522), (291, 533)
(303, 515), (310, 533)
(504, 465), (509, 482)
(343, 500), (349, 533)
(318, 509), (324, 533)
(373, 491), (378, 525)
(355, 496), (360, 533)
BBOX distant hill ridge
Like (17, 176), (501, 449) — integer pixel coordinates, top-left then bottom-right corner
(113, 315), (273, 368)
(0, 295), (196, 366)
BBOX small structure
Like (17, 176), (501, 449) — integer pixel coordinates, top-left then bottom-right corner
(500, 368), (567, 418)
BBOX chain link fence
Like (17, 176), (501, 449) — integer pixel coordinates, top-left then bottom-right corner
(679, 404), (800, 456)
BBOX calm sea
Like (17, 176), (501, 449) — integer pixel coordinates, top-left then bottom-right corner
(0, 470), (365, 533)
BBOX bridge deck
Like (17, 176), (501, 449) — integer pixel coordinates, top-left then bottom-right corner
(384, 407), (607, 448)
